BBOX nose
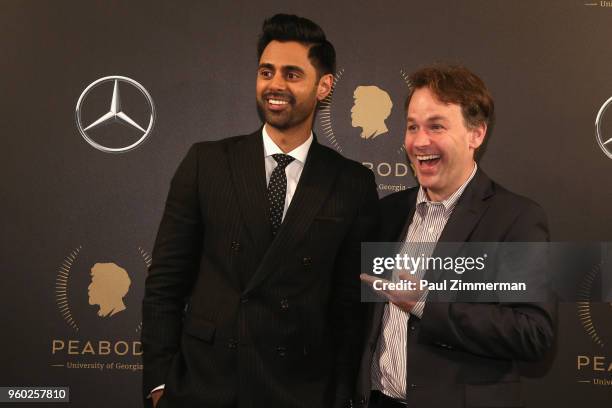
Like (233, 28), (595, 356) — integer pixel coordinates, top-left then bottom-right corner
(414, 133), (429, 148)
(268, 71), (287, 91)
(408, 127), (431, 150)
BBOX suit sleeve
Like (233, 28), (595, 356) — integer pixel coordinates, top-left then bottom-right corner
(419, 202), (556, 361)
(331, 168), (380, 408)
(141, 144), (204, 399)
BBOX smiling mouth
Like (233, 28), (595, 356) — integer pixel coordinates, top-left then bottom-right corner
(264, 97), (292, 113)
(267, 98), (289, 106)
(415, 154), (441, 169)
(263, 92), (294, 110)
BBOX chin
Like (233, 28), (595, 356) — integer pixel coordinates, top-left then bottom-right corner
(416, 176), (438, 190)
(267, 119), (291, 130)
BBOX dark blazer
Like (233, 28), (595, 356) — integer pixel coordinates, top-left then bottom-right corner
(355, 169), (555, 408)
(142, 130), (379, 408)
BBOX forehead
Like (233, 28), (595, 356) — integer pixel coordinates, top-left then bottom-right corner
(259, 40), (314, 70)
(407, 87), (462, 120)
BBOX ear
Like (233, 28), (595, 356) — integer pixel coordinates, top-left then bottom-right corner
(316, 73), (334, 101)
(469, 123), (487, 150)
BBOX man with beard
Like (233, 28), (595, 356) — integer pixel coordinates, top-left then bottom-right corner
(142, 14), (379, 408)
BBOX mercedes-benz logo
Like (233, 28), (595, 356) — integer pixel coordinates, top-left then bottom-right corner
(75, 76), (155, 153)
(596, 96), (612, 160)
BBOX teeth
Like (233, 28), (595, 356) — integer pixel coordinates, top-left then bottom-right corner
(417, 154), (441, 161)
(268, 99), (288, 105)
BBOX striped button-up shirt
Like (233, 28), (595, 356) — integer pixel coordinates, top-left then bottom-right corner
(371, 164), (477, 400)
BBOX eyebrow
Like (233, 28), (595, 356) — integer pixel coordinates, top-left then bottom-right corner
(407, 115), (449, 122)
(258, 63), (306, 75)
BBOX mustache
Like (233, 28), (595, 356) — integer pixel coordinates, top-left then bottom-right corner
(262, 91), (296, 104)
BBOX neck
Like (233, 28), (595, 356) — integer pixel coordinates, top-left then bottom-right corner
(374, 124), (388, 138)
(426, 162), (476, 202)
(360, 123), (387, 140)
(265, 118), (313, 153)
(426, 189), (449, 203)
(360, 126), (375, 139)
(98, 302), (125, 317)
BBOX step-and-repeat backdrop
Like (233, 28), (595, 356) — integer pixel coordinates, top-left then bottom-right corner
(1, 0), (611, 406)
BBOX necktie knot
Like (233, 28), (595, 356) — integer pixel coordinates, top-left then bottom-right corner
(272, 153), (295, 169)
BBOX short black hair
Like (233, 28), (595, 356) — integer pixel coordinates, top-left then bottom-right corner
(257, 14), (336, 77)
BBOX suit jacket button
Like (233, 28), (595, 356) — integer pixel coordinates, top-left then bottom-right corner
(410, 383), (417, 388)
(302, 257), (312, 266)
(276, 346), (287, 357)
(228, 339), (238, 349)
(240, 295), (249, 304)
(280, 299), (289, 309)
(231, 241), (240, 252)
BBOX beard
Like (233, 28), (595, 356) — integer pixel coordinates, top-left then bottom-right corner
(256, 90), (317, 130)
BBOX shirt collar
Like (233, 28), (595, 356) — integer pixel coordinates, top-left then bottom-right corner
(262, 125), (313, 165)
(416, 163), (478, 213)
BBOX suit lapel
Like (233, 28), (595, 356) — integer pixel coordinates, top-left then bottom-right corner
(388, 193), (418, 243)
(244, 138), (340, 293)
(366, 303), (386, 346)
(437, 169), (494, 243)
(366, 189), (418, 345)
(427, 169), (494, 281)
(228, 129), (272, 261)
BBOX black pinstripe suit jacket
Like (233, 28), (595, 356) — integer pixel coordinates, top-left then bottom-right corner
(142, 129), (379, 408)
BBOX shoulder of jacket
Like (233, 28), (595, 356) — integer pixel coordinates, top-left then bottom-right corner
(489, 180), (544, 214)
(380, 186), (418, 209)
(188, 133), (253, 156)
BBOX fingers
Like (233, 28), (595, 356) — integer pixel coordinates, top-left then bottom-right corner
(360, 273), (394, 286)
(360, 273), (394, 302)
(359, 273), (378, 285)
(397, 271), (413, 281)
(151, 390), (164, 407)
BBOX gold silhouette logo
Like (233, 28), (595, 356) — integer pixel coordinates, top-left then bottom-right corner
(55, 246), (150, 332)
(350, 85), (393, 139)
(317, 69), (414, 193)
(88, 262), (132, 317)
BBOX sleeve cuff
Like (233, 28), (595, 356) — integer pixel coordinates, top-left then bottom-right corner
(410, 290), (429, 318)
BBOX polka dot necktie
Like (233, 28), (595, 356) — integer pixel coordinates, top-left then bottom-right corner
(268, 153), (295, 236)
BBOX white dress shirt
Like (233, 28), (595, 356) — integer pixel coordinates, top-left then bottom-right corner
(262, 125), (313, 220)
